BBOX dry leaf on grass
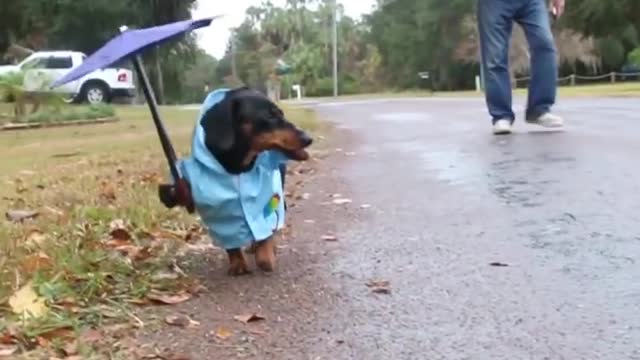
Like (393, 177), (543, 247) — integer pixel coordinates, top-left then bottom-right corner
(25, 229), (48, 248)
(35, 327), (75, 349)
(165, 315), (200, 328)
(99, 181), (117, 202)
(9, 281), (48, 318)
(0, 333), (14, 345)
(5, 209), (39, 222)
(151, 271), (180, 282)
(233, 313), (265, 324)
(20, 252), (53, 273)
(109, 219), (132, 241)
(78, 329), (102, 345)
(213, 327), (233, 340)
(0, 345), (17, 357)
(147, 291), (192, 305)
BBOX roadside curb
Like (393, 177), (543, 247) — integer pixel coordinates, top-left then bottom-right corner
(1, 116), (119, 131)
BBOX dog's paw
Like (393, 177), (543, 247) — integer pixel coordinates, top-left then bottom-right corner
(227, 262), (251, 276)
(227, 249), (251, 276)
(255, 240), (276, 272)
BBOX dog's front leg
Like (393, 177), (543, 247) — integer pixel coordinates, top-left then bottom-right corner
(254, 238), (276, 272)
(227, 248), (251, 276)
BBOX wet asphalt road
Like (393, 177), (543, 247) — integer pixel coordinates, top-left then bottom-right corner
(305, 96), (640, 360)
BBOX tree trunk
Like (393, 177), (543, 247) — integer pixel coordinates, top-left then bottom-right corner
(154, 48), (165, 104)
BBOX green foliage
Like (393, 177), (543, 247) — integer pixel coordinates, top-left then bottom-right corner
(0, 71), (25, 101)
(628, 48), (640, 66)
(3, 0), (639, 97)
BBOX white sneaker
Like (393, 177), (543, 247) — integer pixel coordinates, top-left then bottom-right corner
(526, 112), (564, 128)
(492, 119), (513, 135)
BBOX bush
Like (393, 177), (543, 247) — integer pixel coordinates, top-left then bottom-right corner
(23, 104), (116, 124)
(628, 48), (640, 67)
(305, 75), (362, 97)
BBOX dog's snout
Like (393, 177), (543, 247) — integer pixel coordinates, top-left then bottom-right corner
(299, 130), (313, 147)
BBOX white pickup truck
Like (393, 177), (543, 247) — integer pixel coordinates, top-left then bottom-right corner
(0, 50), (135, 104)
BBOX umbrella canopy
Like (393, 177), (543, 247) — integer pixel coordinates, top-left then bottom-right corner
(51, 16), (219, 88)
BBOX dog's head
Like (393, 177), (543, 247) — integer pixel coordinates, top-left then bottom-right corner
(200, 87), (313, 172)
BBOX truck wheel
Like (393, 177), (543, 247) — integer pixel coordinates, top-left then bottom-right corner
(81, 82), (110, 104)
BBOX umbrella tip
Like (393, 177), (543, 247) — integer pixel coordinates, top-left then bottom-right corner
(119, 25), (129, 33)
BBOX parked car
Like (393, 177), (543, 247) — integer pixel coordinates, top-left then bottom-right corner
(0, 51), (135, 104)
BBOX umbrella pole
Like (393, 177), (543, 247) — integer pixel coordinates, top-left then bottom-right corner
(131, 55), (195, 213)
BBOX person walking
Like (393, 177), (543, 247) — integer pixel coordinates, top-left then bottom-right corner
(477, 0), (565, 135)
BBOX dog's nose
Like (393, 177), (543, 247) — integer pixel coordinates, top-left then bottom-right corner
(300, 131), (313, 147)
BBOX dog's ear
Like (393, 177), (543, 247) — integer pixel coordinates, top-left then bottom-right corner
(201, 97), (235, 151)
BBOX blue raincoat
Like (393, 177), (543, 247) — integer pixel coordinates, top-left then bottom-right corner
(174, 89), (288, 250)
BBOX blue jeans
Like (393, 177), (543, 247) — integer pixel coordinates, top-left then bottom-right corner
(478, 0), (558, 123)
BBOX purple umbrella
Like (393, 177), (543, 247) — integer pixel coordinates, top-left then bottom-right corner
(51, 17), (219, 87)
(52, 17), (221, 213)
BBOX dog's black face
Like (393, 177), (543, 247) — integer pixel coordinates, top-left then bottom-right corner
(200, 87), (313, 174)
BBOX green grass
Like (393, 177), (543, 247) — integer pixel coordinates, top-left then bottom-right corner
(300, 82), (640, 101)
(0, 103), (319, 358)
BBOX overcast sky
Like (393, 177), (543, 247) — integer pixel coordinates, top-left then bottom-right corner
(191, 0), (377, 58)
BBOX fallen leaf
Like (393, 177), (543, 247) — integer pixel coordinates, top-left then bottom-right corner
(119, 245), (152, 261)
(366, 280), (392, 294)
(39, 327), (75, 341)
(0, 344), (17, 357)
(233, 313), (266, 324)
(321, 235), (338, 242)
(151, 271), (180, 282)
(63, 340), (79, 356)
(246, 328), (266, 336)
(110, 228), (132, 242)
(20, 252), (52, 272)
(5, 209), (39, 222)
(332, 198), (352, 205)
(366, 280), (390, 288)
(489, 262), (509, 267)
(78, 329), (102, 345)
(214, 327), (233, 340)
(99, 181), (117, 202)
(0, 333), (13, 345)
(44, 206), (65, 217)
(9, 281), (48, 318)
(165, 315), (200, 328)
(25, 229), (48, 248)
(371, 287), (392, 294)
(109, 219), (131, 241)
(147, 291), (192, 305)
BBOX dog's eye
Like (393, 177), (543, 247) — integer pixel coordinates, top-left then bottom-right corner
(255, 119), (272, 132)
